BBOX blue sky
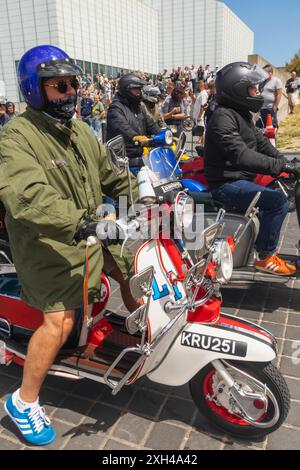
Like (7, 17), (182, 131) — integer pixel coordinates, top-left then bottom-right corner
(224, 0), (300, 66)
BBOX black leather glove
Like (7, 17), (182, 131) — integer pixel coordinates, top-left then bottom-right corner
(75, 219), (119, 246)
(283, 162), (300, 179)
(75, 219), (98, 242)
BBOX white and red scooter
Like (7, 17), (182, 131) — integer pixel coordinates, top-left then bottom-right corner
(0, 136), (290, 440)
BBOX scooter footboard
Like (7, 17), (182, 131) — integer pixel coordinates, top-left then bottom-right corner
(147, 313), (277, 387)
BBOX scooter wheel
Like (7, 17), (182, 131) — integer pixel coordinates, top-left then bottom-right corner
(189, 361), (290, 440)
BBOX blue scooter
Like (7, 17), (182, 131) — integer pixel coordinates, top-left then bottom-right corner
(131, 130), (207, 194)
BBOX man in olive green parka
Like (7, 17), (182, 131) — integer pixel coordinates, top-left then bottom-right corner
(0, 45), (139, 446)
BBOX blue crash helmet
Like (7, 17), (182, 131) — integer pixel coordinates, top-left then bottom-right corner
(17, 45), (83, 110)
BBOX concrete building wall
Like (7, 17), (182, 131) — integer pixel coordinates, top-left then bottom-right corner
(0, 0), (159, 103)
(219, 2), (254, 67)
(0, 0), (57, 103)
(143, 0), (254, 72)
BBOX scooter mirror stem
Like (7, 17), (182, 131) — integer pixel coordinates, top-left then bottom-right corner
(170, 150), (185, 179)
(216, 209), (226, 224)
(126, 162), (135, 214)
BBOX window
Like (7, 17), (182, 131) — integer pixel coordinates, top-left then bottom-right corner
(106, 66), (112, 78)
(84, 61), (92, 75)
(75, 59), (84, 73)
(92, 63), (99, 75)
(15, 60), (24, 102)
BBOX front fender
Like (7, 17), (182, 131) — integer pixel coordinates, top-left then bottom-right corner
(147, 313), (277, 386)
(180, 178), (207, 192)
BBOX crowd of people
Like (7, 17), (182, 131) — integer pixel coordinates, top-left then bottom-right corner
(1, 64), (299, 142)
(0, 101), (18, 129)
(0, 64), (220, 140)
(78, 64), (219, 141)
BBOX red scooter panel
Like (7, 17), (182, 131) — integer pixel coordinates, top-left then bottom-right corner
(0, 296), (43, 330)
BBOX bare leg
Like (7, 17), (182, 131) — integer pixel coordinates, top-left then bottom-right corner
(19, 310), (76, 403)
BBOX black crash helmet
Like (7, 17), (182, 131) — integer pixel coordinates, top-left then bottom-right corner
(117, 73), (147, 105)
(215, 62), (268, 113)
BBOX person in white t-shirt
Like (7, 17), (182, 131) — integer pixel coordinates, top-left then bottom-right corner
(193, 81), (208, 144)
(256, 64), (283, 129)
(203, 65), (210, 83)
(190, 65), (198, 93)
(286, 71), (300, 114)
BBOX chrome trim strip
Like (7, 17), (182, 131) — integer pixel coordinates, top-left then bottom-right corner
(0, 318), (11, 336)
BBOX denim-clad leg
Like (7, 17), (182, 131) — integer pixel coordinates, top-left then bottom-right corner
(212, 180), (289, 255)
(92, 119), (103, 141)
(256, 108), (279, 129)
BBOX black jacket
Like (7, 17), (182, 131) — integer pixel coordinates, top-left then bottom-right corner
(106, 94), (160, 166)
(204, 105), (286, 190)
(0, 113), (10, 129)
(80, 98), (94, 118)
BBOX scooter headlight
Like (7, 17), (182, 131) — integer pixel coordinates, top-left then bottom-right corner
(213, 240), (233, 284)
(165, 130), (173, 146)
(175, 193), (194, 232)
(153, 129), (173, 146)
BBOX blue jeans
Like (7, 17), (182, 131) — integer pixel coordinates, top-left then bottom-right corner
(212, 180), (289, 255)
(92, 119), (103, 141)
(82, 116), (93, 126)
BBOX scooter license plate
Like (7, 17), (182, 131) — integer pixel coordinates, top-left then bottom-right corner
(181, 332), (247, 357)
(154, 181), (183, 200)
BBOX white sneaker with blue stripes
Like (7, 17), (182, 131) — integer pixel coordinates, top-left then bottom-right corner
(4, 393), (56, 446)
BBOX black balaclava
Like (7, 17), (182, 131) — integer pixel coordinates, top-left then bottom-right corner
(44, 94), (77, 121)
(126, 89), (143, 106)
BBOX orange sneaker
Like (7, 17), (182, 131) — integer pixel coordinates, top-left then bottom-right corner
(274, 254), (297, 272)
(255, 254), (296, 276)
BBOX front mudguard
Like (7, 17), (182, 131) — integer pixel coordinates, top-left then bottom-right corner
(147, 314), (277, 387)
(180, 178), (207, 192)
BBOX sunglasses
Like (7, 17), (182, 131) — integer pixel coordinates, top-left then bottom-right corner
(44, 78), (80, 94)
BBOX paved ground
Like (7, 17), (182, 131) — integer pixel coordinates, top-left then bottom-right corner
(1, 212), (300, 451)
